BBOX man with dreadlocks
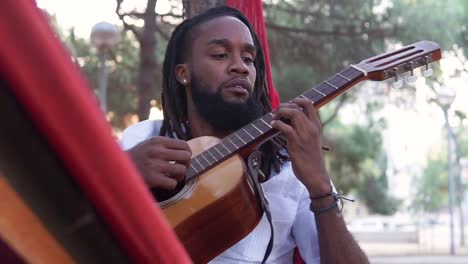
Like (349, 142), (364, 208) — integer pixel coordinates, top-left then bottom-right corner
(120, 6), (368, 264)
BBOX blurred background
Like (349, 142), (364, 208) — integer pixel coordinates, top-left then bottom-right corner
(36, 0), (468, 262)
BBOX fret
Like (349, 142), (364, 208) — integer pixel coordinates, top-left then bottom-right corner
(259, 118), (272, 129)
(299, 94), (315, 104)
(219, 142), (231, 154)
(197, 154), (209, 168)
(242, 128), (255, 139)
(244, 126), (261, 137)
(333, 77), (347, 88)
(234, 133), (247, 144)
(252, 118), (271, 133)
(251, 123), (263, 134)
(194, 157), (203, 170)
(226, 136), (238, 149)
(324, 80), (338, 89)
(213, 144), (224, 157)
(190, 164), (199, 173)
(206, 149), (217, 161)
(312, 87), (326, 96)
(329, 75), (348, 88)
(317, 82), (337, 95)
(200, 152), (211, 165)
(303, 89), (325, 102)
(337, 73), (351, 81)
(264, 112), (275, 123)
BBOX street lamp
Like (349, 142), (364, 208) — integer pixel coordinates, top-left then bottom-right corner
(90, 22), (120, 113)
(436, 86), (457, 255)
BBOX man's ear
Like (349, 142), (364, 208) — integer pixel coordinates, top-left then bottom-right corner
(175, 64), (191, 86)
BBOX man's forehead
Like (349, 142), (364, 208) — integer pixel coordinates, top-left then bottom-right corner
(195, 16), (255, 46)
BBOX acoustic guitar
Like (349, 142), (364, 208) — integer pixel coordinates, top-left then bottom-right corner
(158, 40), (441, 263)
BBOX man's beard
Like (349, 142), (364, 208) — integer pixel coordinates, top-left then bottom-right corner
(190, 74), (261, 134)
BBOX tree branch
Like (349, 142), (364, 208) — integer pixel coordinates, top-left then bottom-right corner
(266, 22), (395, 38)
(158, 12), (184, 19)
(115, 0), (142, 40)
(159, 17), (180, 27)
(119, 11), (145, 19)
(263, 3), (322, 18)
(263, 2), (376, 23)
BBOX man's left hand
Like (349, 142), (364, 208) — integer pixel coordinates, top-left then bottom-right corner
(271, 98), (331, 197)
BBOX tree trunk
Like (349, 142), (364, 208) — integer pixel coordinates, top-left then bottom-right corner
(137, 0), (158, 121)
(182, 0), (226, 18)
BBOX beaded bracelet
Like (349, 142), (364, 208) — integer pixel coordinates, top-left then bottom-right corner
(310, 185), (334, 200)
(309, 189), (355, 214)
(309, 198), (339, 213)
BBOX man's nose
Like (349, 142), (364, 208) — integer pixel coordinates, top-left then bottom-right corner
(228, 56), (249, 76)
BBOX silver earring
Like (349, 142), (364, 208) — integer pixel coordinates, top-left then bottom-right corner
(182, 79), (187, 84)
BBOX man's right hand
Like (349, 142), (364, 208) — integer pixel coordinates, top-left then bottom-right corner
(126, 136), (192, 190)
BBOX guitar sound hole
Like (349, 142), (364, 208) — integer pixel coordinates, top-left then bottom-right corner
(151, 181), (186, 202)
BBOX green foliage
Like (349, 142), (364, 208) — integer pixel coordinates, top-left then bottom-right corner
(411, 156), (448, 212)
(272, 66), (320, 101)
(65, 30), (140, 129)
(409, 104), (467, 213)
(455, 117), (468, 159)
(361, 166), (401, 215)
(324, 102), (398, 214)
(266, 0), (390, 99)
(391, 0), (466, 50)
(326, 124), (383, 182)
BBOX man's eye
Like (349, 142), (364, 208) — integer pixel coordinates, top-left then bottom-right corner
(212, 54), (227, 60)
(243, 57), (254, 64)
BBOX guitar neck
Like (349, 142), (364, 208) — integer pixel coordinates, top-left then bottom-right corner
(185, 67), (365, 181)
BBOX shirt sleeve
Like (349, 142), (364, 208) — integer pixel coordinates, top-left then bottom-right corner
(292, 188), (321, 264)
(119, 119), (162, 150)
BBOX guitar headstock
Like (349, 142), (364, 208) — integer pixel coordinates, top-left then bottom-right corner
(356, 41), (441, 83)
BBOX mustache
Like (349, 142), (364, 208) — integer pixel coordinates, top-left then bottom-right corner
(220, 77), (252, 93)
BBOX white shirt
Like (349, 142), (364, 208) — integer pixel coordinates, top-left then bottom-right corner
(120, 119), (321, 264)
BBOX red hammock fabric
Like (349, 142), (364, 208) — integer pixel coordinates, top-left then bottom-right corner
(226, 0), (280, 109)
(226, 1), (304, 263)
(0, 0), (191, 263)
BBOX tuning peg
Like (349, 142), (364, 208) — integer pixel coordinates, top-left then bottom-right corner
(423, 61), (433, 77)
(405, 74), (417, 83)
(392, 75), (403, 89)
(422, 56), (433, 77)
(393, 79), (403, 89)
(423, 68), (433, 77)
(405, 62), (417, 84)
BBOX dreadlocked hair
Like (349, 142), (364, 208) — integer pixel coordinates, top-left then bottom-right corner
(159, 6), (289, 179)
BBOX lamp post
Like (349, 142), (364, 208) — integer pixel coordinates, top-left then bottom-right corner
(90, 22), (120, 113)
(437, 86), (457, 255)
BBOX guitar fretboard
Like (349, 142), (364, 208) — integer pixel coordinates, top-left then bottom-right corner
(185, 66), (364, 180)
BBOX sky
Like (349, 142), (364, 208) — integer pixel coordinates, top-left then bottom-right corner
(37, 0), (468, 202)
(36, 0), (121, 37)
(36, 0), (173, 37)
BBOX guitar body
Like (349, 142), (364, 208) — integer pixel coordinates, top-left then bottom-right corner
(161, 136), (262, 263)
